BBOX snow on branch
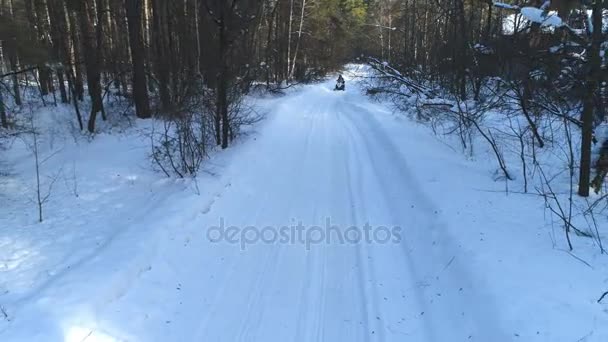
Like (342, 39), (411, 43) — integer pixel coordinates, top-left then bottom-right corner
(491, 1), (564, 28)
(520, 7), (564, 28)
(493, 2), (519, 10)
(488, 1), (587, 46)
(366, 57), (434, 98)
(540, 0), (552, 10)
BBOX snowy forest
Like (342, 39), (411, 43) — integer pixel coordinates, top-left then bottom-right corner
(1, 0), (607, 193)
(2, 0), (608, 341)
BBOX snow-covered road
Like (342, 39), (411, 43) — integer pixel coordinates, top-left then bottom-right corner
(2, 75), (607, 341)
(119, 83), (506, 341)
(91, 81), (504, 341)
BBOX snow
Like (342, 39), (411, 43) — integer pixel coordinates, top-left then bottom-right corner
(493, 2), (519, 10)
(502, 7), (565, 35)
(473, 43), (495, 55)
(520, 7), (563, 28)
(1, 70), (608, 341)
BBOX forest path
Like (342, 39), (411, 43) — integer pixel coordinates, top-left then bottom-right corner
(96, 79), (507, 341)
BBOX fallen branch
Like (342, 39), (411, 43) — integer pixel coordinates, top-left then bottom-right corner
(457, 109), (513, 180)
(366, 57), (435, 98)
(598, 291), (608, 303)
(562, 250), (593, 269)
(0, 305), (9, 321)
(0, 66), (39, 79)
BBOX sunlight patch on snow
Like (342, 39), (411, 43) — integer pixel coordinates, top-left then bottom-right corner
(126, 175), (138, 182)
(64, 326), (117, 342)
(0, 237), (41, 277)
(0, 248), (38, 272)
(99, 186), (121, 194)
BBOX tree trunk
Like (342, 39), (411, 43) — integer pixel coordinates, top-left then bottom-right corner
(289, 0), (306, 80)
(151, 0), (171, 111)
(218, 6), (229, 149)
(286, 0), (294, 81)
(73, 0), (105, 132)
(454, 0), (467, 100)
(125, 0), (151, 118)
(68, 10), (85, 100)
(4, 38), (22, 106)
(95, 0), (107, 121)
(46, 0), (69, 103)
(0, 89), (7, 128)
(578, 0), (603, 197)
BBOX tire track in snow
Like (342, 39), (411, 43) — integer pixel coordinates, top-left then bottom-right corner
(332, 103), (385, 341)
(189, 95), (318, 340)
(342, 99), (508, 341)
(310, 102), (369, 342)
(309, 105), (332, 342)
(328, 101), (371, 341)
(293, 99), (325, 342)
(237, 95), (321, 341)
(339, 103), (435, 340)
(338, 102), (389, 342)
(190, 94), (318, 337)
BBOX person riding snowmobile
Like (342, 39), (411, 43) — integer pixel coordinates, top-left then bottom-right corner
(335, 74), (345, 91)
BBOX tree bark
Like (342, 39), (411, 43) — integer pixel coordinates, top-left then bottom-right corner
(289, 0), (306, 80)
(68, 9), (85, 100)
(125, 0), (151, 118)
(46, 0), (70, 103)
(218, 4), (229, 149)
(3, 38), (22, 105)
(0, 89), (7, 128)
(74, 0), (105, 132)
(578, 0), (603, 197)
(151, 0), (171, 111)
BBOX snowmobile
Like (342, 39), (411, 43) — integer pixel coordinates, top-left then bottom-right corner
(334, 75), (345, 91)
